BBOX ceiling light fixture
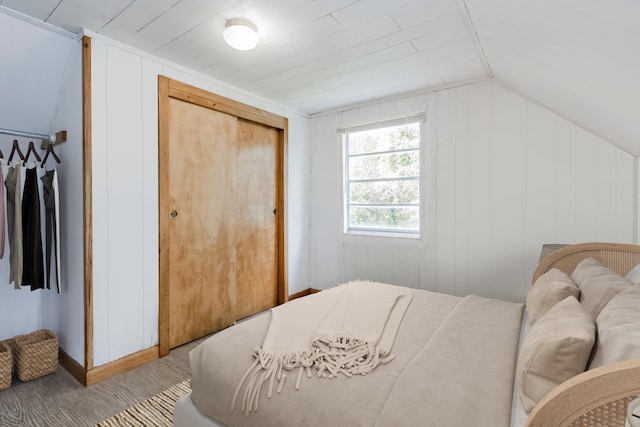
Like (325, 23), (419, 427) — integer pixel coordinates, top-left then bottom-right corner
(223, 18), (259, 51)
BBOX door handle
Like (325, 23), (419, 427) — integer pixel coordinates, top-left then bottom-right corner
(273, 208), (277, 215)
(170, 210), (178, 219)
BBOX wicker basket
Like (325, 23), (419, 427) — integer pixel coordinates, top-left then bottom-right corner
(0, 340), (11, 390)
(13, 329), (58, 382)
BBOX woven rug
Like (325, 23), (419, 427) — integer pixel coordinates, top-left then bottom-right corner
(95, 379), (191, 426)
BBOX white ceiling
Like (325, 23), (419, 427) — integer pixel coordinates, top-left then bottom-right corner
(465, 0), (640, 155)
(1, 0), (639, 154)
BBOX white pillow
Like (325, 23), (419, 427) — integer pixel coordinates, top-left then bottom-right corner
(589, 285), (640, 369)
(625, 263), (640, 285)
(571, 257), (633, 319)
(526, 268), (580, 326)
(517, 296), (595, 414)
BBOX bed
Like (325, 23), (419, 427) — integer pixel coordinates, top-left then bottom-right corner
(174, 242), (640, 427)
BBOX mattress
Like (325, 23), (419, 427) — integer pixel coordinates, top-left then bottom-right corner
(511, 310), (530, 427)
(186, 288), (524, 427)
(174, 394), (225, 427)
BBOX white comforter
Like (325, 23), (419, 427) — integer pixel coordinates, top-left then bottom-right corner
(189, 287), (524, 427)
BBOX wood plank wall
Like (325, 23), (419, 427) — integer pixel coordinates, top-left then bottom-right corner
(88, 37), (310, 368)
(309, 81), (635, 303)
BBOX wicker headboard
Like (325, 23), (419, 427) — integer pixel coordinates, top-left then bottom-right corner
(525, 358), (640, 427)
(526, 242), (640, 427)
(532, 242), (640, 284)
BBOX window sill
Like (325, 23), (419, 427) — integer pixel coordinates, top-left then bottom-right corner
(344, 229), (421, 240)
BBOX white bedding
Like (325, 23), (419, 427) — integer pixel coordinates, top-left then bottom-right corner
(176, 386), (530, 427)
(510, 310), (530, 427)
(181, 288), (525, 427)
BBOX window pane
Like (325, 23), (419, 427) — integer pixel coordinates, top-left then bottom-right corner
(349, 151), (419, 180)
(349, 206), (419, 232)
(350, 180), (419, 205)
(343, 117), (422, 236)
(349, 122), (420, 155)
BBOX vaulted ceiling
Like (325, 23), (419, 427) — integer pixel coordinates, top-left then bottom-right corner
(1, 0), (639, 154)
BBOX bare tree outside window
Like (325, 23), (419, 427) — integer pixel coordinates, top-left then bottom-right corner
(343, 120), (420, 235)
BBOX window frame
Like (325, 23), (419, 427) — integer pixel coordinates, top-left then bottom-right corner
(340, 114), (424, 238)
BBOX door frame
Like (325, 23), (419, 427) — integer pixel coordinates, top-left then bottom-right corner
(157, 76), (288, 357)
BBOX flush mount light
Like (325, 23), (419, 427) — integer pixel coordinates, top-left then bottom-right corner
(223, 18), (259, 51)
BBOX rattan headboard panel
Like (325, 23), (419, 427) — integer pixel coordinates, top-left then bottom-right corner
(532, 242), (640, 284)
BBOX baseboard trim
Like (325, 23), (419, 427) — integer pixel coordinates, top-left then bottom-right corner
(85, 346), (159, 386)
(62, 287), (321, 387)
(59, 348), (87, 386)
(288, 288), (321, 300)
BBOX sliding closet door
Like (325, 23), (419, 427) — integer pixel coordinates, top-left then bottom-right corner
(158, 76), (287, 357)
(235, 119), (279, 320)
(166, 98), (237, 349)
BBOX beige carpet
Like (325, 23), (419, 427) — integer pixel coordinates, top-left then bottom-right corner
(94, 379), (191, 426)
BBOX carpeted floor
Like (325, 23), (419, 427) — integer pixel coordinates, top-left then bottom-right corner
(94, 379), (191, 426)
(0, 337), (206, 427)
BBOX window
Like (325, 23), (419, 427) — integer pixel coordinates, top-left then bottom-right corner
(341, 115), (422, 236)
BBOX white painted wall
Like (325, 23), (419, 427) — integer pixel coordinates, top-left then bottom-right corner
(309, 81), (635, 303)
(0, 8), (83, 366)
(41, 39), (86, 365)
(89, 35), (311, 367)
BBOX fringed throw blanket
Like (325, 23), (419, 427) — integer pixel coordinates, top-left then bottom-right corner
(231, 281), (413, 415)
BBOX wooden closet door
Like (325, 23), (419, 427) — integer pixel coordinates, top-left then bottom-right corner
(167, 98), (237, 349)
(235, 119), (279, 320)
(158, 76), (287, 356)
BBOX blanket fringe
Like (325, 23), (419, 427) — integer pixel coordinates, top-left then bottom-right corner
(231, 337), (395, 416)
